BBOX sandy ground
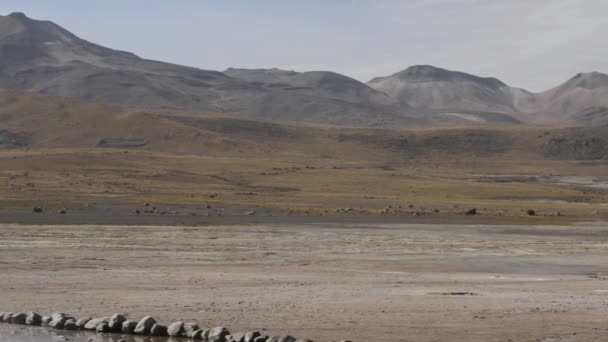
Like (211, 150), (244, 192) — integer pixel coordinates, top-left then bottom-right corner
(2, 222), (608, 341)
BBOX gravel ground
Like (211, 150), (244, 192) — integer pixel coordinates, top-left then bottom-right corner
(2, 222), (608, 341)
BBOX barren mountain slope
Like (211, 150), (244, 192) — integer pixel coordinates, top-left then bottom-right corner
(367, 65), (533, 115)
(0, 13), (411, 127)
(1, 90), (606, 161)
(530, 72), (608, 123)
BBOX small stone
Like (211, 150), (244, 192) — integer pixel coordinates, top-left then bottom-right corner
(108, 313), (126, 332)
(75, 318), (91, 329)
(25, 312), (42, 326)
(168, 321), (185, 337)
(84, 317), (107, 331)
(2, 313), (13, 323)
(150, 324), (168, 336)
(232, 332), (246, 342)
(278, 337), (297, 342)
(134, 316), (156, 335)
(183, 322), (200, 337)
(49, 313), (74, 329)
(191, 329), (204, 340)
(96, 322), (111, 333)
(209, 326), (231, 342)
(11, 313), (27, 325)
(122, 320), (138, 334)
(64, 319), (77, 330)
(245, 331), (262, 342)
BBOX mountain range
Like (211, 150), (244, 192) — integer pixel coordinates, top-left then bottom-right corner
(0, 12), (607, 127)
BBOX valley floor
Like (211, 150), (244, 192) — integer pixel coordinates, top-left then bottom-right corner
(2, 223), (608, 341)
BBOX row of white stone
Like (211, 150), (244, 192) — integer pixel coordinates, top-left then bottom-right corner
(0, 311), (334, 342)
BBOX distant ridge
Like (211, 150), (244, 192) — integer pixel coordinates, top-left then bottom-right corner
(0, 12), (607, 126)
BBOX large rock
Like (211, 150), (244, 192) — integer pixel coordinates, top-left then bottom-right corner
(108, 313), (126, 333)
(0, 312), (5, 323)
(11, 313), (27, 325)
(75, 318), (91, 330)
(209, 327), (231, 342)
(167, 321), (185, 337)
(64, 319), (77, 331)
(122, 320), (138, 334)
(84, 317), (107, 331)
(266, 337), (280, 342)
(150, 324), (168, 336)
(41, 316), (52, 326)
(25, 312), (42, 326)
(184, 323), (200, 338)
(134, 316), (156, 335)
(253, 336), (269, 342)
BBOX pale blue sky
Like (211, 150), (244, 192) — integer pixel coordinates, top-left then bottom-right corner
(1, 0), (607, 92)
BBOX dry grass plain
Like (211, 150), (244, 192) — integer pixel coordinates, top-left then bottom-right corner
(0, 149), (607, 225)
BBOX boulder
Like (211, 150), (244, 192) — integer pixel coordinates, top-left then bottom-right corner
(253, 336), (269, 342)
(96, 322), (111, 333)
(11, 313), (27, 325)
(245, 331), (262, 342)
(527, 209), (536, 216)
(134, 316), (156, 335)
(108, 313), (126, 332)
(122, 320), (138, 334)
(209, 327), (231, 342)
(64, 319), (77, 331)
(266, 337), (280, 342)
(167, 321), (185, 337)
(465, 208), (477, 215)
(0, 312), (4, 323)
(41, 316), (52, 326)
(25, 312), (42, 326)
(150, 324), (168, 337)
(84, 317), (107, 331)
(75, 318), (91, 330)
(184, 322), (200, 337)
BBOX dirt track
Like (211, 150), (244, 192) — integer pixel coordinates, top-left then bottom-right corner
(2, 222), (608, 341)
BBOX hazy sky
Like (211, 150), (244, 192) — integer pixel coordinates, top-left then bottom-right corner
(1, 0), (607, 92)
